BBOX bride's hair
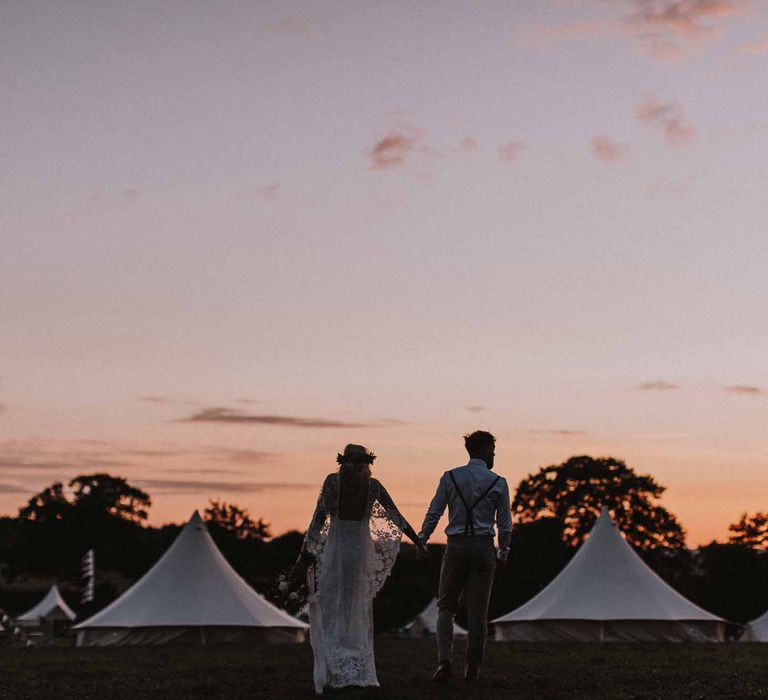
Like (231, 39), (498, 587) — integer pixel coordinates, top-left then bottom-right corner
(337, 444), (376, 480)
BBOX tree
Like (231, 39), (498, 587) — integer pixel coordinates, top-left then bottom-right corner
(691, 542), (768, 622)
(512, 455), (686, 549)
(69, 473), (151, 523)
(18, 482), (72, 523)
(728, 512), (768, 549)
(11, 474), (152, 575)
(204, 500), (271, 541)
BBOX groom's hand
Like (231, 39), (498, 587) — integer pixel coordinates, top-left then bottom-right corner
(415, 540), (430, 562)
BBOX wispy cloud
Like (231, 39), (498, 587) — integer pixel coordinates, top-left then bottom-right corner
(636, 95), (696, 144)
(740, 36), (768, 55)
(462, 137), (479, 153)
(624, 0), (745, 38)
(369, 126), (429, 170)
(0, 459), (84, 471)
(0, 440), (285, 488)
(0, 454), (133, 472)
(134, 478), (314, 495)
(498, 141), (524, 161)
(137, 396), (196, 406)
(0, 402), (5, 415)
(623, 0), (746, 60)
(0, 442), (150, 476)
(215, 448), (278, 464)
(528, 429), (588, 436)
(466, 405), (486, 413)
(0, 482), (27, 494)
(114, 449), (191, 459)
(725, 385), (766, 396)
(113, 446), (280, 466)
(592, 134), (629, 161)
(540, 1), (745, 61)
(638, 380), (680, 390)
(161, 467), (248, 476)
(179, 407), (402, 429)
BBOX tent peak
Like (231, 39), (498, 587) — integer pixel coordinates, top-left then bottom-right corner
(183, 510), (207, 533)
(18, 583), (76, 622)
(591, 507), (615, 532)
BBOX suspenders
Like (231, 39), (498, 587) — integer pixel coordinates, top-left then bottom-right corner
(449, 470), (500, 536)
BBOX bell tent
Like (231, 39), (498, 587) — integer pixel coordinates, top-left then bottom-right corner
(492, 508), (726, 642)
(743, 611), (768, 641)
(74, 511), (307, 646)
(17, 585), (76, 627)
(400, 598), (467, 638)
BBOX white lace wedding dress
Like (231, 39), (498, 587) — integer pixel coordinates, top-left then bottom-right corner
(304, 473), (406, 694)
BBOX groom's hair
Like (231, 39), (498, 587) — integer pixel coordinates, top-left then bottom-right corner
(464, 430), (496, 455)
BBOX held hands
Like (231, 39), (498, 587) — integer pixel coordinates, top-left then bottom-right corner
(415, 539), (430, 562)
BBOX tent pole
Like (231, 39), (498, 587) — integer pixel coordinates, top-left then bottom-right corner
(200, 626), (206, 646)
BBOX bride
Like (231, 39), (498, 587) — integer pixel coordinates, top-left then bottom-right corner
(298, 444), (427, 694)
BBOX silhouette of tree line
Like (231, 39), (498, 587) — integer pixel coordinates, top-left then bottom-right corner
(1, 457), (767, 629)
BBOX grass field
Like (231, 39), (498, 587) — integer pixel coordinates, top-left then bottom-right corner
(2, 638), (768, 700)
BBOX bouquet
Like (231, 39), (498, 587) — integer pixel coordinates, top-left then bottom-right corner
(268, 564), (309, 616)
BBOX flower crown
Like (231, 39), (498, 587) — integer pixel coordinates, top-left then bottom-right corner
(336, 450), (377, 466)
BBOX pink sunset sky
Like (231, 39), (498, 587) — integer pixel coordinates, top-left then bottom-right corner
(2, 1), (768, 546)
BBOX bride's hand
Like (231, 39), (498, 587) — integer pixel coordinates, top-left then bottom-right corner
(415, 541), (430, 562)
(296, 545), (316, 569)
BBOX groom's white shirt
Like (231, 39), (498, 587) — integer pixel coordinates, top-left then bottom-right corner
(418, 458), (513, 557)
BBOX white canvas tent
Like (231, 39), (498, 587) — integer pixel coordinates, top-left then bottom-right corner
(742, 611), (768, 641)
(74, 511), (307, 646)
(493, 508), (726, 642)
(17, 585), (76, 627)
(400, 598), (467, 638)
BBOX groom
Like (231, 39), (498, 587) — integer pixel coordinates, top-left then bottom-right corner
(418, 430), (512, 683)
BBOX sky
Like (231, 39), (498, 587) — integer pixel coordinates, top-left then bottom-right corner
(1, 0), (768, 546)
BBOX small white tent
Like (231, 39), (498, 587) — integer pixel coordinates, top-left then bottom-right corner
(492, 508), (726, 642)
(74, 511), (307, 646)
(17, 585), (76, 627)
(400, 598), (467, 638)
(743, 611), (768, 641)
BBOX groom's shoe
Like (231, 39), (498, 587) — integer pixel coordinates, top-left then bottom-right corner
(465, 661), (481, 683)
(432, 660), (452, 684)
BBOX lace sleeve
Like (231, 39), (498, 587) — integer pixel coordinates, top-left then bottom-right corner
(371, 479), (407, 530)
(304, 475), (335, 551)
(367, 479), (405, 595)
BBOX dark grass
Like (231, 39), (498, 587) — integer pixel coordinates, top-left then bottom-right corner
(2, 638), (768, 700)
